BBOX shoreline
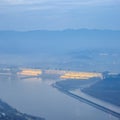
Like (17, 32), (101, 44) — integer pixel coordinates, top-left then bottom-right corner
(52, 83), (120, 119)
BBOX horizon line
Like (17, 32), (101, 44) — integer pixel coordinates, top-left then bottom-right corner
(0, 28), (120, 32)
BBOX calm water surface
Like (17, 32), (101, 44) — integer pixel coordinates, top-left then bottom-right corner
(0, 79), (119, 120)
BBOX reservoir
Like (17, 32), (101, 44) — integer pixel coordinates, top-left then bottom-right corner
(0, 78), (119, 120)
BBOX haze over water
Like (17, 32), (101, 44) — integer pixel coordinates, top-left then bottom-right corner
(0, 79), (119, 120)
(0, 0), (120, 120)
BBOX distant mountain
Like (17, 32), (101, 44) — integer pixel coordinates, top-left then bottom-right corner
(0, 29), (120, 55)
(0, 99), (45, 120)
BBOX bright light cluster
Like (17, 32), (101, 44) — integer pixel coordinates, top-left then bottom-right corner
(18, 69), (42, 76)
(60, 72), (102, 79)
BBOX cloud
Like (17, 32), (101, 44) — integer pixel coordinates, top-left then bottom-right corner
(0, 0), (120, 13)
(0, 0), (120, 30)
(0, 0), (119, 14)
(1, 0), (120, 6)
(0, 0), (48, 5)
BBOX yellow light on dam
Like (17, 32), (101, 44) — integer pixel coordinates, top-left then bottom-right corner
(18, 69), (42, 76)
(60, 72), (102, 80)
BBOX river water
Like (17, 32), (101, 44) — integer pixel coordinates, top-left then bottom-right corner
(0, 78), (119, 120)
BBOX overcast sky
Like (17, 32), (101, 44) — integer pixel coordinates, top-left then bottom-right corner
(0, 0), (120, 30)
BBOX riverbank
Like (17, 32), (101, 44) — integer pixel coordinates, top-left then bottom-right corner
(0, 99), (45, 120)
(52, 83), (120, 118)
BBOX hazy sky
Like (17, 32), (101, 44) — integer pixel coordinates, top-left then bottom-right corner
(0, 0), (120, 30)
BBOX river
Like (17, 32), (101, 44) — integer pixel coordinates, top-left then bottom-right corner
(0, 78), (119, 120)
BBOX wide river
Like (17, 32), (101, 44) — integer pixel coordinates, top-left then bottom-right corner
(0, 78), (119, 120)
